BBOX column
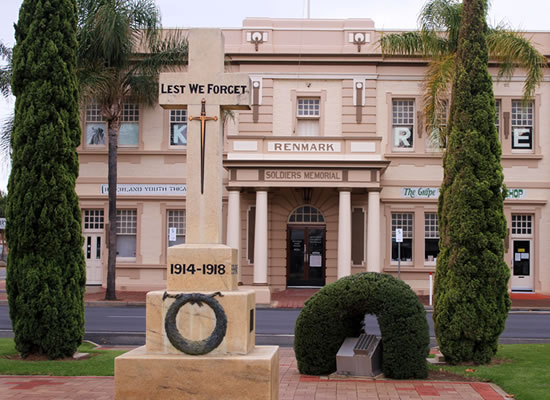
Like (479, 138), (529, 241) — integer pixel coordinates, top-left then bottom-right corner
(337, 189), (351, 279)
(367, 188), (381, 273)
(253, 190), (268, 284)
(226, 188), (241, 281)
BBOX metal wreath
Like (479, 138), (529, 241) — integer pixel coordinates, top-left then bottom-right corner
(163, 292), (227, 355)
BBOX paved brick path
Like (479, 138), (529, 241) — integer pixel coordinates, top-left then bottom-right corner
(0, 348), (509, 400)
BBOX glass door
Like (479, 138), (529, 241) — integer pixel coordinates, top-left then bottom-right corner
(287, 226), (325, 287)
(511, 240), (533, 291)
(83, 233), (103, 284)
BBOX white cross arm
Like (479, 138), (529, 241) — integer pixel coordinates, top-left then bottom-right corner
(159, 72), (251, 109)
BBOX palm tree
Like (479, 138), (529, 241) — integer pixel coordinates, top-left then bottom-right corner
(0, 41), (13, 171)
(77, 0), (188, 300)
(379, 0), (546, 147)
(0, 41), (12, 98)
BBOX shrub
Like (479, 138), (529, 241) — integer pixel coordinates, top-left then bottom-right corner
(6, 0), (85, 359)
(434, 0), (510, 364)
(294, 272), (429, 379)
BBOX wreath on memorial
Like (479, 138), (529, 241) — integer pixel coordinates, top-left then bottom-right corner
(163, 292), (227, 355)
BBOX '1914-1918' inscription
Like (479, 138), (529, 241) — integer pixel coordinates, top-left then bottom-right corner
(170, 264), (226, 275)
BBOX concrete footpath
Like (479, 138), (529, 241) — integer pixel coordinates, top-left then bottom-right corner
(0, 348), (511, 400)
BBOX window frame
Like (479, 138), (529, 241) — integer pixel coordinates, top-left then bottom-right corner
(296, 97), (321, 137)
(83, 209), (105, 231)
(511, 99), (534, 152)
(84, 102), (107, 147)
(391, 212), (414, 264)
(116, 209), (137, 261)
(291, 90), (326, 137)
(511, 214), (533, 237)
(167, 209), (186, 247)
(391, 99), (415, 152)
(118, 103), (140, 148)
(169, 109), (188, 147)
(424, 212), (439, 265)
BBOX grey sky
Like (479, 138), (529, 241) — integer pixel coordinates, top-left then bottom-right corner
(1, 0), (549, 190)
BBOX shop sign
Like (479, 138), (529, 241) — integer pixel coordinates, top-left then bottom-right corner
(401, 187), (526, 200)
(100, 184), (187, 196)
(506, 188), (526, 200)
(268, 141), (341, 152)
(401, 187), (439, 199)
(265, 170), (343, 182)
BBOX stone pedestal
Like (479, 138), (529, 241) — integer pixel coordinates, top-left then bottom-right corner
(115, 346), (279, 400)
(146, 289), (256, 355)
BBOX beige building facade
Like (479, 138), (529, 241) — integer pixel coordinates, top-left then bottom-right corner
(77, 18), (550, 301)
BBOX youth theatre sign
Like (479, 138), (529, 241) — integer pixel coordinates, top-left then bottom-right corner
(101, 184), (187, 196)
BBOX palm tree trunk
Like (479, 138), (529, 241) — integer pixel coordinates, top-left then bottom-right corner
(105, 118), (118, 300)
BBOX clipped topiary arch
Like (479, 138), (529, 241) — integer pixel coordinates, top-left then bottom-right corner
(294, 272), (429, 379)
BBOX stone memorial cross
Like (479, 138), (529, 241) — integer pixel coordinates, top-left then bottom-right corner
(159, 29), (250, 245)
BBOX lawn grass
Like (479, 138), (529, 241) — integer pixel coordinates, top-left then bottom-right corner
(0, 338), (127, 376)
(429, 344), (550, 400)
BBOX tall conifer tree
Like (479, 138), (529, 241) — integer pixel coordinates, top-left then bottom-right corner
(433, 0), (510, 364)
(6, 0), (85, 358)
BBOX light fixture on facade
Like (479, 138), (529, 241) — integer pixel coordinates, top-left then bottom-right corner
(247, 31), (267, 52)
(349, 32), (370, 52)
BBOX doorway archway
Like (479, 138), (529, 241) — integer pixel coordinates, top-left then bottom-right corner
(287, 205), (326, 287)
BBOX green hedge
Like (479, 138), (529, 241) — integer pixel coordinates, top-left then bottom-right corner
(294, 272), (429, 379)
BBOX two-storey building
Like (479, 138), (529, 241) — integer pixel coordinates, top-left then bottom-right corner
(77, 18), (550, 302)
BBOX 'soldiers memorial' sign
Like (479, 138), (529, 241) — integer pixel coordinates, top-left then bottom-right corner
(265, 169), (342, 181)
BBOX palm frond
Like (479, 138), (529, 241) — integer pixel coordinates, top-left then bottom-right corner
(130, 30), (188, 77)
(0, 111), (13, 171)
(423, 54), (456, 148)
(418, 0), (462, 52)
(123, 74), (158, 106)
(0, 41), (13, 98)
(379, 31), (451, 58)
(488, 27), (546, 100)
(78, 64), (123, 107)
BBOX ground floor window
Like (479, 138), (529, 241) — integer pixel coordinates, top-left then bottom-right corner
(424, 213), (439, 262)
(391, 213), (413, 262)
(116, 209), (137, 259)
(83, 209), (104, 230)
(511, 214), (532, 235)
(167, 210), (186, 246)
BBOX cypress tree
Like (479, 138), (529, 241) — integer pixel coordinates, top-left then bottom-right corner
(6, 0), (85, 359)
(433, 0), (510, 364)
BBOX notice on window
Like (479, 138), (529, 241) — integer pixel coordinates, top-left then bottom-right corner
(521, 253), (529, 260)
(169, 228), (177, 242)
(310, 255), (322, 267)
(515, 253), (521, 262)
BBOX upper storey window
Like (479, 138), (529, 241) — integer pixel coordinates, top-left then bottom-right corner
(85, 102), (106, 146)
(392, 99), (414, 150)
(84, 102), (139, 147)
(119, 103), (140, 147)
(511, 100), (533, 150)
(170, 109), (187, 146)
(296, 98), (320, 136)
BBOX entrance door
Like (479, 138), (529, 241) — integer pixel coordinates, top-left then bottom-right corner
(511, 240), (533, 291)
(84, 233), (103, 284)
(287, 226), (325, 287)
